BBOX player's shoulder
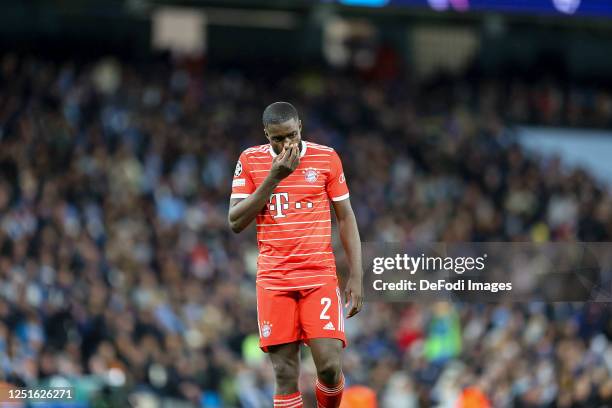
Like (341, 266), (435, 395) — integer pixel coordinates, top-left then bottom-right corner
(241, 144), (270, 158)
(304, 141), (335, 155)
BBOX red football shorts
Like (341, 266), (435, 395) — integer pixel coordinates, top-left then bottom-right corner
(256, 279), (347, 352)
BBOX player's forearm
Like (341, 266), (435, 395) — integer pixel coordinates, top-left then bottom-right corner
(228, 175), (281, 233)
(338, 213), (363, 280)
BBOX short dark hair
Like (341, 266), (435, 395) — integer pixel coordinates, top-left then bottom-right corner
(262, 102), (299, 128)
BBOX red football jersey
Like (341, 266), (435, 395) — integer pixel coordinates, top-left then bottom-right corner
(231, 141), (350, 290)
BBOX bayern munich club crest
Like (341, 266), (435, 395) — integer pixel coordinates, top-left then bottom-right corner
(261, 321), (273, 338)
(303, 167), (320, 183)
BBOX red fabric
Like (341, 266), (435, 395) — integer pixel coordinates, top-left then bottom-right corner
(316, 375), (345, 408)
(274, 391), (303, 408)
(257, 281), (346, 352)
(231, 141), (350, 290)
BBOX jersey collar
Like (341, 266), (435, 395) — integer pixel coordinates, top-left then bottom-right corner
(269, 140), (307, 158)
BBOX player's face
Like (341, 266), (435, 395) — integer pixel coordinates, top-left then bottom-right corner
(265, 118), (302, 155)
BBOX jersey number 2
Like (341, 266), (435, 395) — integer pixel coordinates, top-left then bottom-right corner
(320, 297), (331, 320)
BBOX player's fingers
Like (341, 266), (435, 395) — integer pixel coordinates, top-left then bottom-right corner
(283, 145), (295, 163)
(275, 147), (287, 162)
(356, 295), (363, 313)
(347, 304), (359, 318)
(291, 148), (300, 168)
(348, 293), (364, 318)
(346, 288), (362, 315)
(344, 288), (352, 308)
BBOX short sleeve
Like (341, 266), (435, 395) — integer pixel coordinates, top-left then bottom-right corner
(326, 150), (350, 202)
(231, 152), (255, 198)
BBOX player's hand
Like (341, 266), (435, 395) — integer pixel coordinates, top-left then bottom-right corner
(270, 143), (300, 181)
(344, 274), (363, 318)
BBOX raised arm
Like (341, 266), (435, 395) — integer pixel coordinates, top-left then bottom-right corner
(228, 176), (280, 233)
(228, 144), (300, 233)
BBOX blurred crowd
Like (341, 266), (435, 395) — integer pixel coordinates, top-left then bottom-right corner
(0, 53), (611, 408)
(424, 74), (612, 130)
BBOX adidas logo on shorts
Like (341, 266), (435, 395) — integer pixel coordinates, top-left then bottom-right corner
(323, 322), (335, 331)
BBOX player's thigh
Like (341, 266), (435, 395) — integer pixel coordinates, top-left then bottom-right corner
(298, 282), (346, 346)
(256, 285), (301, 350)
(309, 337), (343, 370)
(267, 341), (301, 377)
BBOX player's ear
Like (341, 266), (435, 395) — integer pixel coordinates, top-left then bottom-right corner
(298, 120), (302, 132)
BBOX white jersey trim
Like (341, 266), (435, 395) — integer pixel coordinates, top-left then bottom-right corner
(260, 271), (336, 278)
(258, 226), (330, 233)
(259, 251), (333, 258)
(263, 185), (325, 188)
(331, 193), (350, 202)
(231, 193), (250, 199)
(258, 260), (332, 267)
(261, 210), (331, 217)
(257, 220), (329, 226)
(256, 274), (336, 281)
(251, 167), (327, 173)
(259, 234), (331, 242)
(273, 396), (303, 406)
(259, 242), (331, 248)
(307, 143), (334, 152)
(261, 283), (326, 290)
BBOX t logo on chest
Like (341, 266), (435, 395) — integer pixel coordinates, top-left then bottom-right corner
(268, 193), (314, 219)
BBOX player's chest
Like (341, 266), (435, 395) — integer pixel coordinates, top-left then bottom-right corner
(253, 162), (330, 218)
